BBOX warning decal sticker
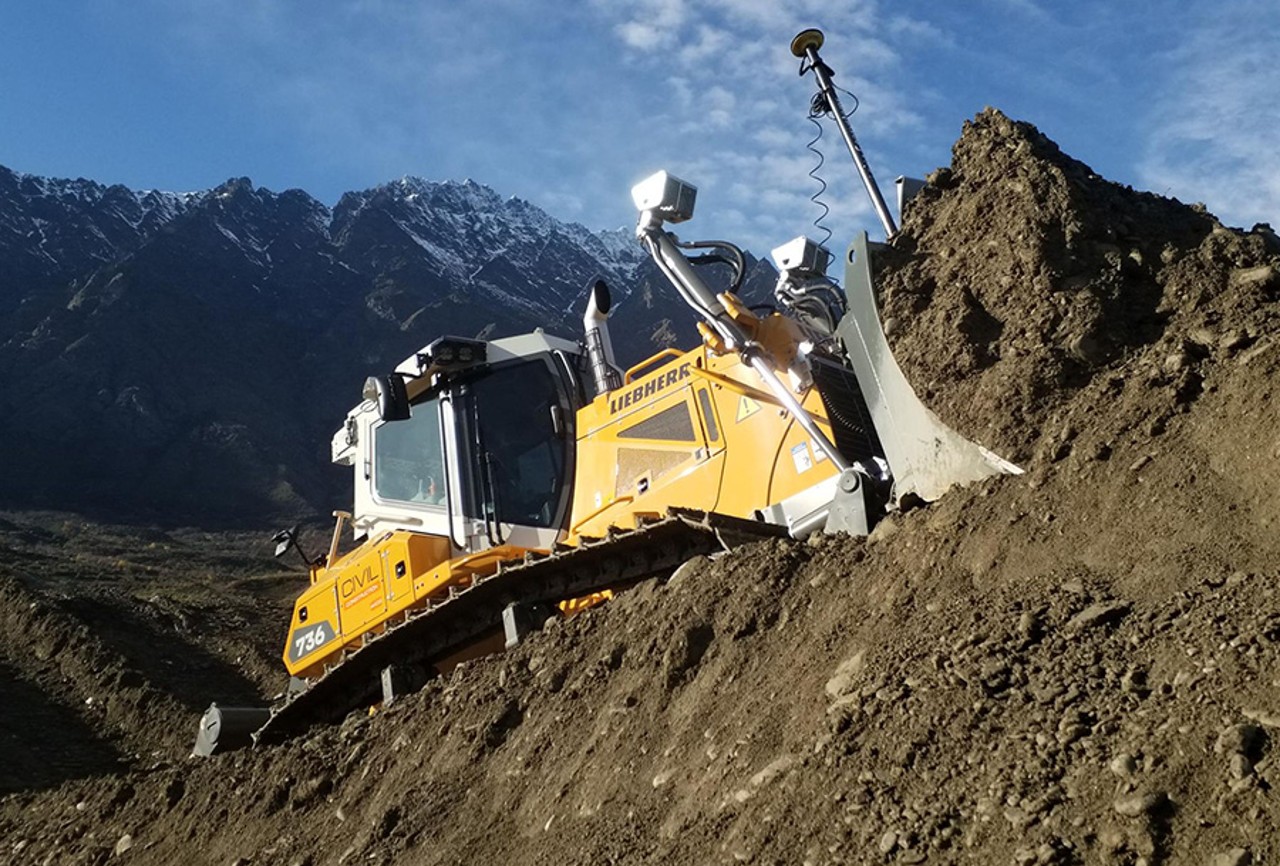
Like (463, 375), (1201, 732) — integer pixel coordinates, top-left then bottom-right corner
(791, 441), (813, 473)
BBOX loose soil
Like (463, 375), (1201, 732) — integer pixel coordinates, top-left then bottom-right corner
(2, 109), (1278, 866)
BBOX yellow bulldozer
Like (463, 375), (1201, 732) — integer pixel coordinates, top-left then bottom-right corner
(193, 30), (1019, 756)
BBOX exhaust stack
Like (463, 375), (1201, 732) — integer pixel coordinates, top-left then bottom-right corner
(583, 279), (622, 395)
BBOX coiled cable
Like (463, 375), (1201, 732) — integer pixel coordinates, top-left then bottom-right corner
(804, 112), (832, 250)
(805, 85), (862, 254)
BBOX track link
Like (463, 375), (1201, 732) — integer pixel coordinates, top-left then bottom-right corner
(253, 508), (785, 745)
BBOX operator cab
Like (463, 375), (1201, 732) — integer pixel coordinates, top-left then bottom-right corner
(332, 330), (585, 555)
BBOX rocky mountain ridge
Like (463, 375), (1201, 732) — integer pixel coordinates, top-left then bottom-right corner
(0, 165), (770, 525)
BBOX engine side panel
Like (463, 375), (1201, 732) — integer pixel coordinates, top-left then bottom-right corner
(570, 344), (844, 538)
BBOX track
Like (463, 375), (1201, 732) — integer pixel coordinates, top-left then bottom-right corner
(253, 508), (786, 745)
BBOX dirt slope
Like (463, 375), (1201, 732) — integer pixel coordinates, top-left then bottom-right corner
(2, 109), (1279, 866)
(0, 516), (297, 795)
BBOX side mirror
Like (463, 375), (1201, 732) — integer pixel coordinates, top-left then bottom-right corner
(271, 526), (319, 567)
(364, 374), (410, 422)
(272, 526), (298, 558)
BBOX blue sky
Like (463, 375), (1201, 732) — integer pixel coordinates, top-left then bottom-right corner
(3, 1), (1277, 254)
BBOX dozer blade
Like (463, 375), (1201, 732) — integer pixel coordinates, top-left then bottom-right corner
(838, 232), (1022, 503)
(248, 508), (786, 747)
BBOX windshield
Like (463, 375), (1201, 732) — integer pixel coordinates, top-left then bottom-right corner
(372, 396), (445, 506)
(469, 357), (572, 529)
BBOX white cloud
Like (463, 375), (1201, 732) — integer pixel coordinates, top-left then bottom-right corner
(32, 0), (1275, 282)
(677, 24), (734, 65)
(585, 0), (927, 251)
(92, 0), (937, 252)
(986, 0), (1050, 20)
(602, 0), (688, 51)
(1138, 5), (1280, 227)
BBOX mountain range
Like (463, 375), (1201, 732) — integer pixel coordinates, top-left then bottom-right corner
(0, 165), (776, 525)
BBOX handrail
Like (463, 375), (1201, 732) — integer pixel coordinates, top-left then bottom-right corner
(570, 495), (635, 536)
(687, 366), (779, 406)
(624, 349), (685, 384)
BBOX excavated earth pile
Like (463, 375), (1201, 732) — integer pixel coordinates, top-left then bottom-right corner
(2, 109), (1279, 866)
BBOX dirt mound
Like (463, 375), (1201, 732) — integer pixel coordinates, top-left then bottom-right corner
(880, 108), (1280, 465)
(2, 110), (1279, 865)
(5, 524), (1278, 865)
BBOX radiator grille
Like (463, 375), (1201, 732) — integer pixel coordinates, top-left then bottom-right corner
(618, 402), (697, 442)
(811, 357), (885, 466)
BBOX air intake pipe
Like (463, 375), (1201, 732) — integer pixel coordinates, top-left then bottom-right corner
(583, 279), (622, 395)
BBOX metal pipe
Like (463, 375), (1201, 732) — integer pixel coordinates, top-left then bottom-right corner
(793, 30), (898, 238)
(582, 279), (622, 394)
(638, 211), (849, 472)
(638, 220), (729, 320)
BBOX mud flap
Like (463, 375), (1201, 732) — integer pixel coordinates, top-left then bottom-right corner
(837, 232), (1022, 503)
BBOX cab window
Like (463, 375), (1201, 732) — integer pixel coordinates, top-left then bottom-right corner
(372, 397), (445, 506)
(470, 359), (570, 529)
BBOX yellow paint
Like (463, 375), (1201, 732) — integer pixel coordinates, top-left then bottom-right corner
(282, 529), (532, 678)
(569, 321), (841, 543)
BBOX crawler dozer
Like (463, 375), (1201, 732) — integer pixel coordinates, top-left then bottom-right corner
(193, 29), (1019, 756)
